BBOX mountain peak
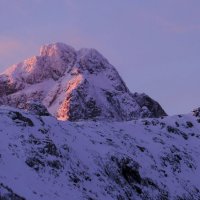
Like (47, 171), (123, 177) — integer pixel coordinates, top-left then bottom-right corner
(40, 42), (75, 57)
(77, 47), (107, 62)
(0, 42), (167, 121)
(76, 48), (110, 74)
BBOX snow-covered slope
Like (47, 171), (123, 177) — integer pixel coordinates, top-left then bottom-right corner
(0, 43), (166, 121)
(0, 106), (200, 200)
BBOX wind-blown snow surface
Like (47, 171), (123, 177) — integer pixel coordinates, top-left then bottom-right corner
(0, 106), (200, 200)
(0, 43), (166, 121)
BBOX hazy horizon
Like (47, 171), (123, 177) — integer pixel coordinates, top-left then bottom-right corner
(0, 0), (199, 115)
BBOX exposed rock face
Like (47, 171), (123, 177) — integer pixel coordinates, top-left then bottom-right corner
(0, 183), (25, 200)
(0, 42), (167, 121)
(193, 107), (200, 117)
(18, 101), (50, 116)
(133, 93), (167, 118)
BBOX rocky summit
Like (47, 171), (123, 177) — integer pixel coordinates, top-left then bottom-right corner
(0, 43), (166, 121)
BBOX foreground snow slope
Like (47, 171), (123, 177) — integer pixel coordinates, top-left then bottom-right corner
(0, 106), (200, 200)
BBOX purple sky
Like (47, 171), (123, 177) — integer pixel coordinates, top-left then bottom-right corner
(0, 0), (200, 115)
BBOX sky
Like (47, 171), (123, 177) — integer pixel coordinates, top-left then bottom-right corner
(0, 0), (200, 115)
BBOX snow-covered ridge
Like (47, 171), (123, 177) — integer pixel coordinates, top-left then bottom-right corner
(0, 42), (167, 121)
(0, 106), (199, 200)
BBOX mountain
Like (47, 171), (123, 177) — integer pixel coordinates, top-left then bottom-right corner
(1, 42), (198, 200)
(0, 43), (166, 121)
(0, 106), (200, 200)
